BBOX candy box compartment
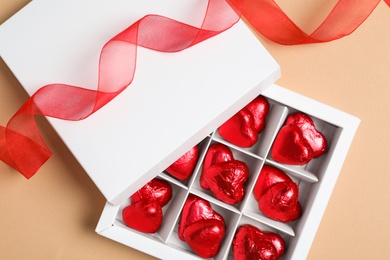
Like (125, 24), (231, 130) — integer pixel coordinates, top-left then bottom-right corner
(97, 84), (360, 260)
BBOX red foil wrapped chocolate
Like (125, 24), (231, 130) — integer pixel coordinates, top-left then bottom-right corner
(131, 178), (173, 207)
(254, 165), (301, 222)
(200, 143), (234, 190)
(271, 112), (327, 165)
(233, 224), (285, 260)
(166, 146), (199, 180)
(122, 200), (163, 233)
(122, 178), (172, 233)
(218, 96), (269, 147)
(200, 143), (249, 204)
(285, 113), (327, 157)
(178, 194), (225, 258)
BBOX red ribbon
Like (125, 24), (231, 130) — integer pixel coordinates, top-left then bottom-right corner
(0, 0), (239, 178)
(228, 0), (384, 45)
(0, 0), (387, 178)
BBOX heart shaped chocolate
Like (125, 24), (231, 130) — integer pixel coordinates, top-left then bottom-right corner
(122, 200), (163, 233)
(166, 146), (199, 180)
(183, 219), (225, 258)
(271, 112), (327, 165)
(254, 165), (301, 222)
(131, 178), (173, 207)
(200, 143), (233, 189)
(178, 194), (224, 241)
(123, 178), (172, 233)
(246, 96), (270, 133)
(203, 161), (249, 204)
(200, 143), (249, 204)
(285, 113), (327, 158)
(233, 224), (285, 260)
(178, 195), (225, 258)
(253, 164), (292, 201)
(271, 124), (313, 165)
(259, 182), (302, 223)
(218, 96), (269, 148)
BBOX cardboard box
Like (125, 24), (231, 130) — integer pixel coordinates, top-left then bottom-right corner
(0, 1), (359, 259)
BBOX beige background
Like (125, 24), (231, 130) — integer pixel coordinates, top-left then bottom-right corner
(1, 1), (389, 259)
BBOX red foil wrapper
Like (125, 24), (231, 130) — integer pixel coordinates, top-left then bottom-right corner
(122, 200), (163, 233)
(203, 161), (249, 204)
(253, 165), (292, 201)
(285, 113), (327, 158)
(131, 178), (173, 207)
(123, 178), (172, 233)
(254, 165), (301, 222)
(183, 219), (225, 258)
(218, 96), (269, 147)
(166, 146), (199, 180)
(271, 112), (327, 165)
(179, 195), (225, 258)
(233, 224), (285, 260)
(259, 181), (302, 223)
(201, 143), (233, 190)
(200, 143), (249, 204)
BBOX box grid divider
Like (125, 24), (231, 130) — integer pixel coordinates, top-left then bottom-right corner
(107, 93), (341, 259)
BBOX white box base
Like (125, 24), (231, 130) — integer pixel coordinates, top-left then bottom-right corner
(96, 84), (360, 260)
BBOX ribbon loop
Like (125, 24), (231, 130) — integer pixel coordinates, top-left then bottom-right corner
(0, 0), (239, 178)
(1, 0), (387, 178)
(228, 0), (383, 45)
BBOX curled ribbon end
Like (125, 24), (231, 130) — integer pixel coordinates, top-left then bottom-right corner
(0, 0), (237, 178)
(1, 126), (52, 179)
(19, 152), (52, 179)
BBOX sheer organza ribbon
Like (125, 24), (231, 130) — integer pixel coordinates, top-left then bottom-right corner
(229, 0), (386, 45)
(0, 0), (240, 178)
(0, 0), (387, 178)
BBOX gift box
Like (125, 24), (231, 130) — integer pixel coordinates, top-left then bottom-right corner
(0, 1), (359, 259)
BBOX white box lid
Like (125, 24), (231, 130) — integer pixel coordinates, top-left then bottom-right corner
(0, 0), (280, 205)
